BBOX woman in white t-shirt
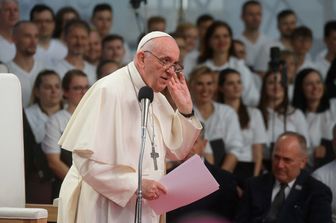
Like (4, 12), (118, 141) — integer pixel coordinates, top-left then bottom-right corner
(188, 65), (243, 172)
(292, 68), (336, 168)
(42, 69), (89, 198)
(258, 71), (309, 171)
(24, 69), (63, 203)
(217, 68), (267, 185)
(191, 21), (260, 106)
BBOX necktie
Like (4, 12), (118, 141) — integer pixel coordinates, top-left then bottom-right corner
(265, 183), (288, 222)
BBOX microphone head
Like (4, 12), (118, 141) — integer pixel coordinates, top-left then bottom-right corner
(138, 86), (154, 103)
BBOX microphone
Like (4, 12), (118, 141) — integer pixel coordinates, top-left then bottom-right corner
(130, 0), (147, 9)
(135, 86), (153, 223)
(269, 47), (281, 73)
(138, 86), (154, 130)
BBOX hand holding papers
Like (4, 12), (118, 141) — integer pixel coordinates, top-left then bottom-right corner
(148, 155), (219, 214)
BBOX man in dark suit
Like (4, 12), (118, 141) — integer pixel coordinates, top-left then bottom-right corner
(167, 127), (239, 223)
(236, 131), (332, 223)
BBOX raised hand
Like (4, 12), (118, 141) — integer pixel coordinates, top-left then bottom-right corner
(167, 72), (193, 114)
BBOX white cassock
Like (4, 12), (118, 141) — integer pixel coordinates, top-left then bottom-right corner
(57, 61), (202, 223)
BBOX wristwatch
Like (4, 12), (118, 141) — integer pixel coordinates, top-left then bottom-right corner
(180, 109), (194, 118)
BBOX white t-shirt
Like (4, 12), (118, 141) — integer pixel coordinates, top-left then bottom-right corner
(53, 59), (96, 85)
(35, 39), (68, 67)
(264, 108), (309, 159)
(0, 35), (15, 63)
(204, 57), (260, 106)
(239, 107), (267, 162)
(312, 161), (336, 223)
(42, 109), (71, 154)
(24, 104), (49, 143)
(7, 60), (46, 107)
(195, 102), (243, 158)
(296, 58), (317, 73)
(237, 33), (272, 70)
(315, 56), (331, 81)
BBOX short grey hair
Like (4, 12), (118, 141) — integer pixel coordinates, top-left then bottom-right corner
(276, 131), (308, 155)
(0, 0), (18, 9)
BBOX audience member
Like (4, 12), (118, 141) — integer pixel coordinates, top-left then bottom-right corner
(292, 68), (335, 167)
(258, 71), (309, 170)
(53, 19), (96, 84)
(176, 22), (199, 54)
(255, 9), (297, 74)
(167, 127), (239, 222)
(171, 32), (187, 64)
(147, 16), (166, 32)
(30, 4), (67, 66)
(188, 65), (243, 172)
(24, 69), (63, 203)
(192, 21), (260, 106)
(238, 0), (271, 71)
(236, 132), (332, 223)
(313, 123), (336, 223)
(42, 69), (89, 198)
(53, 6), (80, 39)
(290, 26), (315, 72)
(7, 21), (46, 107)
(96, 59), (120, 79)
(0, 0), (19, 63)
(90, 3), (112, 38)
(84, 29), (102, 67)
(101, 34), (126, 66)
(280, 50), (297, 101)
(315, 20), (336, 80)
(217, 68), (266, 186)
(233, 39), (246, 61)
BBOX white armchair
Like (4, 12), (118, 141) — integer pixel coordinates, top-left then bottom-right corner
(0, 73), (48, 223)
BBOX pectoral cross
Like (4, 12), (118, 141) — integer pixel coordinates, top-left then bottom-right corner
(151, 148), (159, 170)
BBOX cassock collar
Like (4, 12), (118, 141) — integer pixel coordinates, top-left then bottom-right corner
(127, 61), (147, 91)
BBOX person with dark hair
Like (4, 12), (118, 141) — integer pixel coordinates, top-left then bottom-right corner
(280, 50), (298, 101)
(290, 26), (316, 72)
(292, 68), (335, 167)
(56, 31), (201, 223)
(255, 9), (297, 75)
(96, 59), (120, 79)
(42, 69), (89, 199)
(91, 3), (113, 38)
(147, 16), (166, 32)
(84, 29), (102, 67)
(316, 20), (336, 80)
(188, 20), (259, 106)
(258, 71), (309, 171)
(7, 21), (46, 107)
(30, 4), (67, 66)
(233, 39), (247, 61)
(217, 68), (266, 186)
(24, 69), (63, 203)
(237, 0), (271, 71)
(0, 0), (19, 63)
(53, 6), (80, 39)
(101, 34), (126, 65)
(188, 65), (243, 172)
(236, 132), (332, 223)
(313, 123), (336, 223)
(53, 19), (96, 84)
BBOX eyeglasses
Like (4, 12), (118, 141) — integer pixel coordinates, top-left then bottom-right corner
(144, 50), (184, 73)
(70, 85), (90, 92)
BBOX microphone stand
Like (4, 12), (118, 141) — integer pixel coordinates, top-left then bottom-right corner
(134, 99), (150, 223)
(280, 62), (288, 132)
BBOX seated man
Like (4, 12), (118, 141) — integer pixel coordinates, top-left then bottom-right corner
(313, 123), (336, 223)
(167, 127), (239, 222)
(236, 131), (332, 223)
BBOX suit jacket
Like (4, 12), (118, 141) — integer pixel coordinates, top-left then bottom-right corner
(167, 160), (239, 222)
(236, 170), (332, 223)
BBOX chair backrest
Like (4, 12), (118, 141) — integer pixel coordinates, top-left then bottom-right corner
(0, 73), (25, 207)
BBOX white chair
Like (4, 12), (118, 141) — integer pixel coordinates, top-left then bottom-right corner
(0, 73), (48, 223)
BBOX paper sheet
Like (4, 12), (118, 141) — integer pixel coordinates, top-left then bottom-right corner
(148, 154), (219, 214)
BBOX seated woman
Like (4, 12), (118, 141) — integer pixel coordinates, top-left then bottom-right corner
(188, 65), (243, 172)
(217, 68), (267, 186)
(41, 69), (89, 198)
(24, 69), (63, 203)
(258, 71), (309, 171)
(292, 68), (336, 168)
